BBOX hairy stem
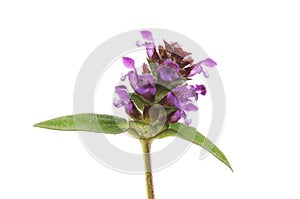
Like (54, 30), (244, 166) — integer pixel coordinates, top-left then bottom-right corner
(140, 139), (155, 199)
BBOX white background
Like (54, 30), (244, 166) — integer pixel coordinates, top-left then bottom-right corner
(1, 0), (300, 198)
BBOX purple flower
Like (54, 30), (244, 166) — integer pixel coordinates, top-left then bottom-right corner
(113, 86), (142, 120)
(113, 86), (130, 108)
(181, 111), (192, 125)
(122, 57), (135, 70)
(157, 67), (178, 82)
(172, 86), (198, 112)
(160, 85), (207, 125)
(122, 56), (156, 96)
(160, 92), (180, 107)
(157, 59), (180, 82)
(188, 58), (217, 77)
(158, 93), (183, 124)
(145, 42), (155, 58)
(190, 84), (207, 100)
(162, 84), (206, 111)
(187, 64), (203, 77)
(167, 110), (182, 124)
(202, 58), (217, 67)
(136, 31), (157, 60)
(128, 71), (156, 95)
(158, 87), (194, 125)
(141, 30), (153, 41)
(163, 59), (180, 70)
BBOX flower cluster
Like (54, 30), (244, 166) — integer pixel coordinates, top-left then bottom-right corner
(114, 30), (216, 128)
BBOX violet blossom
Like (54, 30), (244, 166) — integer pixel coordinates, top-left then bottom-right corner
(113, 85), (142, 120)
(122, 57), (156, 96)
(136, 30), (155, 58)
(114, 30), (216, 126)
(157, 59), (180, 82)
(187, 58), (217, 78)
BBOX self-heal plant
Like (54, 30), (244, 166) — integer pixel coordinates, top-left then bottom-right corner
(34, 30), (232, 199)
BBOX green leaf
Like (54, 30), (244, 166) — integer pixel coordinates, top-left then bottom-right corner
(169, 123), (233, 171)
(129, 93), (150, 110)
(154, 84), (171, 103)
(152, 128), (177, 139)
(147, 59), (158, 77)
(34, 114), (129, 134)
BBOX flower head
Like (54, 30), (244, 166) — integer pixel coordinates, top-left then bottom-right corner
(115, 30), (216, 127)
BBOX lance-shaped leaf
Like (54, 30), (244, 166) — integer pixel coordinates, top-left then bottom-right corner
(167, 123), (233, 171)
(34, 114), (129, 134)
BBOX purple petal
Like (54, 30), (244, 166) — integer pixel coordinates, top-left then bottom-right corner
(128, 71), (138, 89)
(114, 85), (142, 120)
(113, 100), (123, 108)
(191, 84), (207, 100)
(122, 57), (135, 69)
(182, 111), (192, 125)
(145, 42), (154, 58)
(163, 59), (179, 71)
(187, 58), (216, 77)
(172, 95), (181, 109)
(115, 86), (130, 101)
(141, 30), (153, 41)
(113, 85), (130, 108)
(203, 70), (210, 78)
(136, 74), (156, 95)
(135, 86), (151, 95)
(136, 40), (144, 47)
(173, 85), (193, 99)
(157, 66), (179, 82)
(201, 58), (217, 67)
(167, 110), (182, 124)
(196, 85), (206, 96)
(140, 74), (156, 84)
(188, 63), (203, 77)
(182, 103), (198, 111)
(149, 87), (157, 95)
(120, 74), (126, 81)
(129, 72), (156, 95)
(184, 118), (192, 125)
(125, 101), (142, 120)
(165, 92), (180, 107)
(172, 85), (199, 112)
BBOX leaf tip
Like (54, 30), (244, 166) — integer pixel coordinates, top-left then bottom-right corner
(33, 120), (50, 129)
(33, 122), (42, 128)
(228, 164), (234, 172)
(222, 158), (233, 172)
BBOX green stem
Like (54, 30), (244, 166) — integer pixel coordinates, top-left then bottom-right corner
(140, 139), (155, 199)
